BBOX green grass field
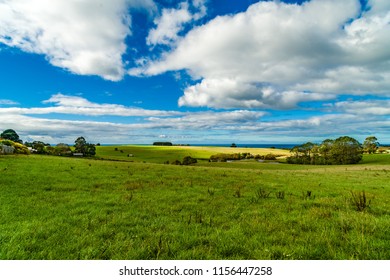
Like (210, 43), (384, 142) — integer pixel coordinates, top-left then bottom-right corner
(1, 146), (390, 260)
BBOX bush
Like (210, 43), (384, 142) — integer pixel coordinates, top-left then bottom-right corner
(12, 142), (30, 154)
(209, 153), (246, 162)
(182, 156), (197, 165)
(264, 154), (277, 160)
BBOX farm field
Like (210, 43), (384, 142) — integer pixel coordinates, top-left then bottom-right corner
(94, 145), (291, 163)
(0, 146), (390, 260)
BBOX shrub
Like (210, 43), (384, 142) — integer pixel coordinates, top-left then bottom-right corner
(264, 154), (277, 160)
(182, 156), (197, 165)
(351, 190), (370, 211)
(12, 142), (30, 154)
(209, 153), (246, 162)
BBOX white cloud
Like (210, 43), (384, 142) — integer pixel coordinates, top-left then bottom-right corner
(133, 0), (390, 109)
(0, 0), (157, 81)
(0, 93), (181, 117)
(146, 0), (208, 47)
(334, 99), (390, 115)
(147, 2), (192, 46)
(0, 99), (19, 105)
(192, 0), (207, 20)
(178, 78), (335, 109)
(147, 110), (266, 129)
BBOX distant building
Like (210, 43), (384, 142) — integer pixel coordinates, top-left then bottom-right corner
(73, 153), (84, 157)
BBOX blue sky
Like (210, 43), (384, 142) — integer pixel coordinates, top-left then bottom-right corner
(0, 0), (390, 145)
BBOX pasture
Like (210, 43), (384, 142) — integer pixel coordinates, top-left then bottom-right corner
(0, 146), (389, 259)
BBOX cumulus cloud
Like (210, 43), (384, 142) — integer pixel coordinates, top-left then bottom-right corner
(0, 0), (156, 81)
(133, 0), (390, 109)
(146, 0), (208, 47)
(147, 2), (192, 46)
(178, 78), (335, 109)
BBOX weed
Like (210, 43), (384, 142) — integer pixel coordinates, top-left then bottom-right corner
(256, 188), (271, 199)
(234, 186), (242, 198)
(148, 235), (169, 259)
(351, 190), (370, 211)
(207, 187), (215, 196)
(276, 191), (285, 199)
(124, 192), (134, 202)
(303, 190), (315, 200)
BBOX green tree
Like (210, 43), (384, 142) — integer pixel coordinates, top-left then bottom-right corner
(330, 136), (363, 164)
(32, 141), (51, 154)
(55, 143), (72, 156)
(1, 129), (22, 143)
(287, 136), (363, 165)
(363, 136), (379, 154)
(74, 136), (95, 156)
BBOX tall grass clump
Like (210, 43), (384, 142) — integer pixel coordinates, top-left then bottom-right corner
(350, 190), (370, 212)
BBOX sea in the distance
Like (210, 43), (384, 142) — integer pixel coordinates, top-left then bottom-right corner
(189, 143), (296, 149)
(101, 143), (297, 149)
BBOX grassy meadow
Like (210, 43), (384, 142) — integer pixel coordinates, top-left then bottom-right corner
(1, 145), (390, 260)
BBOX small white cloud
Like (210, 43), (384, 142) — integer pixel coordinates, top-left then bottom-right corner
(147, 2), (192, 46)
(0, 99), (19, 105)
(146, 0), (208, 47)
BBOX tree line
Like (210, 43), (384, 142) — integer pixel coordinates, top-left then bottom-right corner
(287, 136), (379, 165)
(0, 129), (96, 157)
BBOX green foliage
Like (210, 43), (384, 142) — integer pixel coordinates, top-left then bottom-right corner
(210, 153), (253, 162)
(74, 136), (96, 157)
(351, 191), (370, 212)
(182, 156), (197, 165)
(264, 154), (277, 160)
(12, 142), (30, 154)
(54, 143), (72, 156)
(0, 139), (14, 146)
(153, 142), (173, 146)
(287, 136), (363, 165)
(0, 139), (29, 154)
(363, 136), (379, 154)
(1, 129), (21, 143)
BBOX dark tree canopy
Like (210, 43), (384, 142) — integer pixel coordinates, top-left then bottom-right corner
(153, 142), (172, 146)
(1, 129), (21, 143)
